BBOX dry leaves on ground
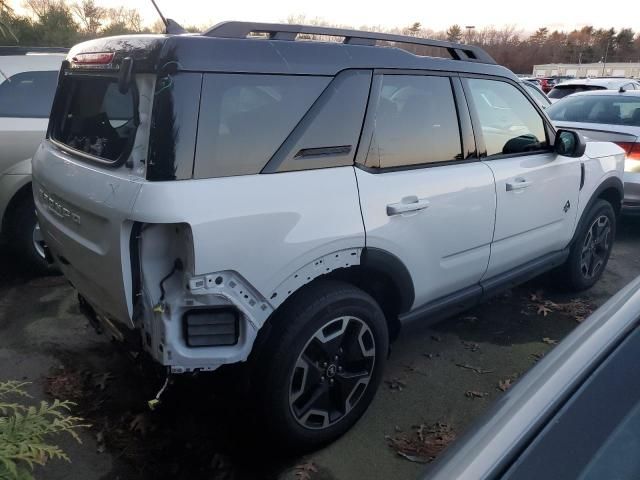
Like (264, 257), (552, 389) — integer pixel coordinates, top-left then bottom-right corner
(129, 412), (152, 437)
(497, 374), (519, 392)
(455, 363), (494, 374)
(385, 377), (408, 391)
(45, 368), (85, 402)
(529, 291), (595, 322)
(387, 422), (456, 464)
(462, 341), (480, 352)
(465, 390), (489, 399)
(542, 337), (558, 345)
(294, 461), (318, 480)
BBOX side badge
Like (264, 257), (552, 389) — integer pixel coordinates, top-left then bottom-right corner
(563, 200), (571, 213)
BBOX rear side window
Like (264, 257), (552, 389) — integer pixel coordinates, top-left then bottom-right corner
(364, 75), (462, 168)
(464, 78), (548, 157)
(0, 70), (58, 118)
(50, 75), (137, 163)
(194, 74), (330, 178)
(548, 85), (606, 99)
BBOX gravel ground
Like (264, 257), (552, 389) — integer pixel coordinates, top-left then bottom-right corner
(0, 217), (638, 480)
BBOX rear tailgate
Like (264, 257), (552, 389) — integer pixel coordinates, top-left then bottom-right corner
(33, 141), (142, 324)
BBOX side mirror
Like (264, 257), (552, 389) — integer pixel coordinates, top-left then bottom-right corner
(554, 129), (586, 157)
(118, 57), (134, 94)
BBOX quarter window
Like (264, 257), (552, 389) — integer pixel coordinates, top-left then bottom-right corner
(0, 70), (58, 118)
(465, 78), (549, 157)
(194, 74), (330, 178)
(365, 75), (462, 168)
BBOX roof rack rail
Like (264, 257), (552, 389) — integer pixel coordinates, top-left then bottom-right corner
(0, 46), (68, 56)
(202, 21), (496, 64)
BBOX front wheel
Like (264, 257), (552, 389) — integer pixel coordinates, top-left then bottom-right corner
(251, 280), (388, 450)
(558, 199), (616, 291)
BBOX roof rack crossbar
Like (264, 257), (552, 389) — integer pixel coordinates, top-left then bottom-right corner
(203, 21), (496, 64)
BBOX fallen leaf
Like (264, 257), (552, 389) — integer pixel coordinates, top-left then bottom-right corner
(462, 341), (480, 352)
(465, 390), (488, 399)
(294, 461), (318, 480)
(542, 337), (558, 345)
(531, 352), (545, 361)
(129, 413), (151, 437)
(431, 335), (442, 342)
(96, 430), (106, 454)
(529, 290), (545, 302)
(498, 378), (513, 392)
(92, 372), (114, 391)
(455, 363), (494, 374)
(385, 378), (407, 391)
(537, 305), (552, 316)
(387, 422), (455, 464)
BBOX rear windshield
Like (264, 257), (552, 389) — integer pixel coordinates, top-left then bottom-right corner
(51, 74), (137, 162)
(547, 95), (640, 126)
(548, 85), (606, 99)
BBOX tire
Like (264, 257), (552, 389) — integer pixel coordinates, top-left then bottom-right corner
(250, 280), (388, 451)
(558, 199), (616, 291)
(4, 189), (55, 275)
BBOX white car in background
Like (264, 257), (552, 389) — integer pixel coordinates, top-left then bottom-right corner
(0, 46), (65, 270)
(548, 77), (640, 103)
(547, 89), (640, 213)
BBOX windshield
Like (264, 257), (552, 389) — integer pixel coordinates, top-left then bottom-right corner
(50, 74), (138, 163)
(547, 94), (640, 126)
(548, 84), (606, 99)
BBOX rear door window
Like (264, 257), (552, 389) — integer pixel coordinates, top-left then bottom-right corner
(363, 74), (463, 168)
(0, 70), (58, 118)
(50, 75), (137, 163)
(194, 74), (330, 178)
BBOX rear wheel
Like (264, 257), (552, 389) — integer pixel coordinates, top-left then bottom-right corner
(558, 199), (615, 291)
(4, 189), (54, 274)
(251, 280), (388, 450)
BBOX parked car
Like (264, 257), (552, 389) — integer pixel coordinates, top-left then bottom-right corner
(0, 46), (65, 270)
(521, 80), (551, 109)
(548, 77), (640, 103)
(547, 89), (640, 214)
(32, 21), (624, 449)
(424, 274), (640, 480)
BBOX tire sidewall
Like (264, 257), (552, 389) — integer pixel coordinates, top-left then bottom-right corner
(255, 284), (388, 450)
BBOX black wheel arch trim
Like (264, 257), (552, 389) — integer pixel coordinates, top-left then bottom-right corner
(360, 247), (415, 314)
(570, 176), (623, 247)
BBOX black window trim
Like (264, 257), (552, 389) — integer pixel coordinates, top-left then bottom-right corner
(354, 69), (478, 174)
(459, 73), (557, 161)
(0, 69), (59, 119)
(48, 71), (140, 168)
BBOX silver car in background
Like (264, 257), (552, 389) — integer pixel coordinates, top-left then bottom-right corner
(548, 77), (640, 103)
(547, 89), (640, 213)
(425, 275), (640, 479)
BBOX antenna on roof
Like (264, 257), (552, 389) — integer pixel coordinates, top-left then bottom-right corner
(149, 0), (187, 35)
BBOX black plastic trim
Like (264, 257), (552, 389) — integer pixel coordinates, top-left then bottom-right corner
(399, 249), (569, 325)
(360, 247), (415, 314)
(182, 306), (240, 347)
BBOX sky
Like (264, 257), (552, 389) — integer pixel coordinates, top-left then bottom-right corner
(9, 0), (636, 33)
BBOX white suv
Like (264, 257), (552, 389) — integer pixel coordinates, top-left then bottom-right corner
(0, 47), (65, 270)
(32, 22), (625, 448)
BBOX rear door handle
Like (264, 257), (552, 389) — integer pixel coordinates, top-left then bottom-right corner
(386, 196), (430, 216)
(506, 178), (532, 191)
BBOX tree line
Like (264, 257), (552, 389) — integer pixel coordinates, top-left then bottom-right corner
(1, 2), (639, 74)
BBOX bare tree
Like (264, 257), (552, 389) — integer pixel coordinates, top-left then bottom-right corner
(71, 0), (104, 35)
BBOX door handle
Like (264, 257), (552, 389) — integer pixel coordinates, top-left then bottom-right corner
(506, 178), (532, 191)
(386, 196), (430, 216)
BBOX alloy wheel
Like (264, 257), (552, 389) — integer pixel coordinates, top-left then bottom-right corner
(289, 316), (376, 430)
(580, 215), (611, 280)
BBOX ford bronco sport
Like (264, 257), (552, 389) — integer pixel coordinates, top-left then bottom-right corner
(32, 22), (624, 448)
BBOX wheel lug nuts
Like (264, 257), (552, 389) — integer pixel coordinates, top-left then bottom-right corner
(338, 366), (343, 372)
(321, 376), (325, 381)
(322, 362), (327, 367)
(334, 355), (339, 361)
(329, 379), (334, 384)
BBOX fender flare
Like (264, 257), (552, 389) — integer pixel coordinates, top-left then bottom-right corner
(570, 176), (624, 246)
(360, 247), (415, 314)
